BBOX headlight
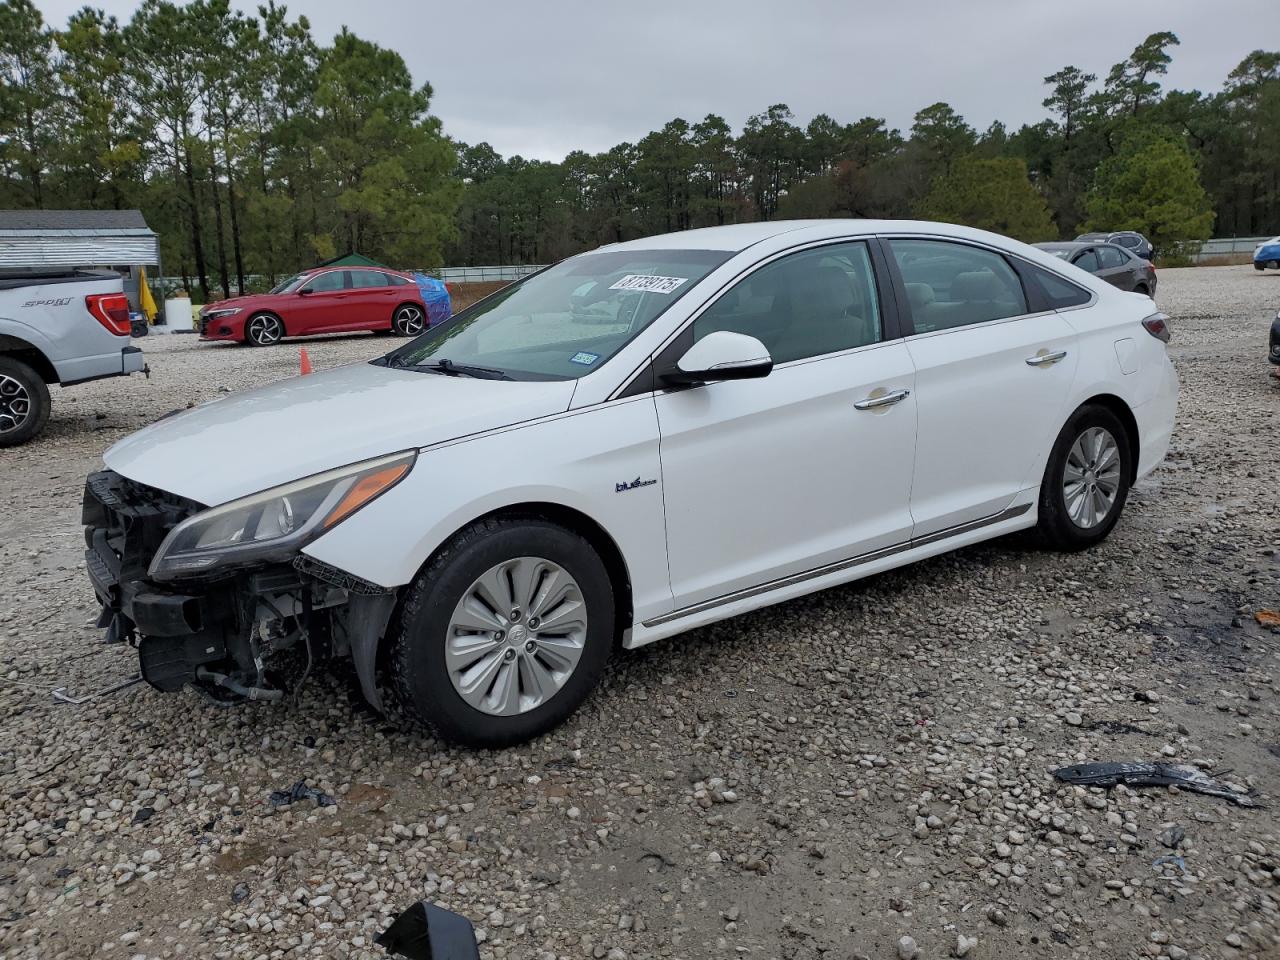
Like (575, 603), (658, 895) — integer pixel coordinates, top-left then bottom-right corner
(203, 307), (242, 319)
(149, 450), (416, 580)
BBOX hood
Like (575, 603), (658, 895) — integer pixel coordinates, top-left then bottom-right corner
(201, 295), (262, 313)
(104, 362), (577, 505)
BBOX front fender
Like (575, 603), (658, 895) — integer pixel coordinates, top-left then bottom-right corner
(301, 396), (674, 624)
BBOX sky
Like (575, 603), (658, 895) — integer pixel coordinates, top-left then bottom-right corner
(37, 0), (1268, 161)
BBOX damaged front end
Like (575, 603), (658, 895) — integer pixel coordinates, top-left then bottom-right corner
(81, 460), (410, 709)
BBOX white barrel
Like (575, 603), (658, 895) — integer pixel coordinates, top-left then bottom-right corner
(163, 297), (192, 331)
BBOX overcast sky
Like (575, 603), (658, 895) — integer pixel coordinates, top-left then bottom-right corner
(38, 0), (1264, 161)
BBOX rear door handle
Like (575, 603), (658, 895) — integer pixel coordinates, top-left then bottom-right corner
(1025, 349), (1068, 366)
(854, 388), (911, 410)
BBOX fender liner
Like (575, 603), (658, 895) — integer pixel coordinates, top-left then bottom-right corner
(346, 593), (397, 712)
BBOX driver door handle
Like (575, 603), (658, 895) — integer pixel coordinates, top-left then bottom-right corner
(1025, 349), (1068, 366)
(854, 389), (911, 410)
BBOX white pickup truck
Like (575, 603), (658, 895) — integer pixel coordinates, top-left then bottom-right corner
(0, 270), (147, 446)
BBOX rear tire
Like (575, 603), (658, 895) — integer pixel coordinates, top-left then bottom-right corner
(245, 313), (284, 347)
(1035, 405), (1132, 552)
(0, 357), (51, 448)
(392, 304), (425, 336)
(389, 518), (615, 747)
(1133, 283), (1150, 297)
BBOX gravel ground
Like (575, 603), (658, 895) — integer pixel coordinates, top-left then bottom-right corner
(1, 265), (1277, 960)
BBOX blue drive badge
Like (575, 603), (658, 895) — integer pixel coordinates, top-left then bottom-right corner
(569, 351), (600, 366)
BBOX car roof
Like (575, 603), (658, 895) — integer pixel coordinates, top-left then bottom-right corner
(1036, 241), (1090, 251)
(595, 219), (1056, 254)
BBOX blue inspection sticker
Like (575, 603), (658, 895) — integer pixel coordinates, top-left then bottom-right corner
(569, 351), (600, 366)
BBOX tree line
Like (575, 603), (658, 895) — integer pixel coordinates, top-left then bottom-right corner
(452, 33), (1278, 265)
(2, 4), (1278, 293)
(0, 0), (457, 298)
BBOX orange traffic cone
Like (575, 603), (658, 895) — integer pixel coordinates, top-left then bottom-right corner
(299, 348), (313, 376)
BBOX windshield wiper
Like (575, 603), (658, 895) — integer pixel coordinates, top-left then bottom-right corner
(417, 358), (513, 380)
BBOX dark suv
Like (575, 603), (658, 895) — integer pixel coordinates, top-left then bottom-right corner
(1076, 231), (1154, 262)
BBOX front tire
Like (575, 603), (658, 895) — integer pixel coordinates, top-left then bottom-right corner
(245, 313), (284, 346)
(389, 518), (615, 747)
(0, 357), (51, 448)
(1035, 405), (1132, 551)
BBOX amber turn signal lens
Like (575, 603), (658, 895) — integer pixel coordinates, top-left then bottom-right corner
(322, 462), (411, 530)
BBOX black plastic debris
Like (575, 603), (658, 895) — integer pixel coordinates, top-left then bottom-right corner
(1051, 761), (1263, 808)
(377, 901), (481, 960)
(268, 780), (336, 808)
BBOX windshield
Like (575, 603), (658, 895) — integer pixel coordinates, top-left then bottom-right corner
(269, 273), (307, 294)
(382, 249), (731, 380)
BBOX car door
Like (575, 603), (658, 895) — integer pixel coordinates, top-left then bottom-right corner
(292, 270), (353, 334)
(653, 240), (918, 611)
(886, 237), (1079, 537)
(348, 270), (399, 327)
(1094, 245), (1133, 290)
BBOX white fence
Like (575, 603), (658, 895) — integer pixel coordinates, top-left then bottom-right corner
(433, 264), (545, 283)
(1192, 237), (1270, 263)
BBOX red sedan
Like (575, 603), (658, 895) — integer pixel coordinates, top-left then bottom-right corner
(199, 267), (427, 346)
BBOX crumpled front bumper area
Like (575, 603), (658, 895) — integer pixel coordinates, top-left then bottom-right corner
(82, 469), (395, 706)
(82, 470), (234, 691)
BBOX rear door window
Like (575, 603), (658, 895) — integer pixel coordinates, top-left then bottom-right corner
(1072, 249), (1101, 273)
(1097, 246), (1128, 269)
(889, 239), (1027, 333)
(304, 271), (347, 293)
(348, 270), (390, 288)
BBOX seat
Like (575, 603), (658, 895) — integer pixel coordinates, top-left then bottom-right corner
(774, 265), (863, 362)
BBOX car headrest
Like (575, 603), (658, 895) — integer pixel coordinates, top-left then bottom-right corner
(793, 265), (854, 317)
(950, 270), (1002, 302)
(904, 282), (935, 311)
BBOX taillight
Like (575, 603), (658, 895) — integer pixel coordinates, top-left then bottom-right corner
(86, 293), (131, 336)
(1142, 311), (1171, 343)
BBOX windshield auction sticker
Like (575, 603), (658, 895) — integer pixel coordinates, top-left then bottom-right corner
(609, 274), (688, 294)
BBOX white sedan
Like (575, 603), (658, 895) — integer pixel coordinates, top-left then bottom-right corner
(84, 220), (1178, 746)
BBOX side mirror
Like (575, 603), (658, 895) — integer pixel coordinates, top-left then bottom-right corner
(661, 331), (773, 387)
(297, 287), (312, 296)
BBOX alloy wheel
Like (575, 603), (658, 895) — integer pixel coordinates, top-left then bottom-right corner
(248, 315), (282, 345)
(1062, 426), (1122, 529)
(445, 556), (588, 716)
(0, 374), (32, 435)
(394, 305), (424, 336)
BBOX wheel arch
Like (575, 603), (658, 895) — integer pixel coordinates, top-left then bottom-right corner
(367, 500), (635, 703)
(1074, 393), (1140, 483)
(0, 335), (58, 383)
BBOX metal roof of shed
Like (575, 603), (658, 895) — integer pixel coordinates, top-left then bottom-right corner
(0, 209), (159, 268)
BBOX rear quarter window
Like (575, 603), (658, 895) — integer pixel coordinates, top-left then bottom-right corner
(1020, 262), (1092, 309)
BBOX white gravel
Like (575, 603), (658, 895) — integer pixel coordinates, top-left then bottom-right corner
(0, 266), (1277, 960)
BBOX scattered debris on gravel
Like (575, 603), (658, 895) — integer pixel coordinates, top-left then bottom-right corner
(1, 266), (1277, 959)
